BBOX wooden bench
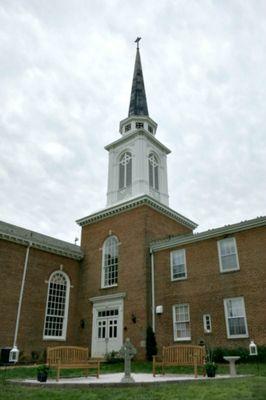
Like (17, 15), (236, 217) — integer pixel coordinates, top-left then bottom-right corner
(47, 346), (101, 382)
(153, 345), (206, 378)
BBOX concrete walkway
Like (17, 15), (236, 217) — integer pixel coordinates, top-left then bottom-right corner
(17, 373), (246, 388)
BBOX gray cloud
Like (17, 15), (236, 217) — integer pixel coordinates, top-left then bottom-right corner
(0, 0), (265, 242)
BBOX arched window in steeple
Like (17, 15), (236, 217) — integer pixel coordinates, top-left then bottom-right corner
(43, 271), (70, 340)
(148, 153), (159, 190)
(119, 152), (132, 189)
(102, 236), (119, 288)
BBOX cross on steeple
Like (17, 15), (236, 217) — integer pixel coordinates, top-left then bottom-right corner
(135, 37), (141, 49)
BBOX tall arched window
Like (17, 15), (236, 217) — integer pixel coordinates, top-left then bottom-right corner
(43, 271), (70, 340)
(119, 152), (132, 189)
(148, 153), (159, 190)
(102, 236), (119, 288)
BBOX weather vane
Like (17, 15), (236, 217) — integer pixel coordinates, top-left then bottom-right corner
(135, 37), (141, 49)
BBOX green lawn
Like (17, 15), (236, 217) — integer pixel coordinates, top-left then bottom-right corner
(1, 362), (266, 400)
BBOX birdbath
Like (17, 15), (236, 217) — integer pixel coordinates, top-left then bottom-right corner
(223, 356), (240, 376)
(119, 338), (137, 383)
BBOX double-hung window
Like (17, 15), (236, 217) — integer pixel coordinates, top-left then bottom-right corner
(224, 297), (248, 338)
(173, 304), (191, 341)
(218, 237), (239, 272)
(171, 249), (187, 280)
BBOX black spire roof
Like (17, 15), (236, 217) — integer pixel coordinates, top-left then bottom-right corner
(128, 47), (149, 117)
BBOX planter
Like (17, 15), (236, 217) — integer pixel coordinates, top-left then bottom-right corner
(37, 372), (48, 382)
(206, 369), (216, 378)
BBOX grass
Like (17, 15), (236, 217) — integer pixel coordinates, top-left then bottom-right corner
(1, 362), (266, 400)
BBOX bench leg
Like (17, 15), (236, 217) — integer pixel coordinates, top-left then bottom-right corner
(97, 362), (100, 378)
(56, 366), (60, 382)
(194, 362), (198, 379)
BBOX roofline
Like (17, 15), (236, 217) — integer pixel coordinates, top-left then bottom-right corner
(0, 223), (84, 261)
(150, 216), (266, 252)
(104, 129), (171, 154)
(76, 194), (197, 230)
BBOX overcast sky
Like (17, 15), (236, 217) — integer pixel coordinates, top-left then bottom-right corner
(1, 0), (266, 244)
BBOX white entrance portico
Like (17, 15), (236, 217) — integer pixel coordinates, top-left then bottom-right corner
(90, 293), (125, 358)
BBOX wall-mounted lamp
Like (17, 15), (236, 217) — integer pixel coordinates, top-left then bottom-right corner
(131, 313), (137, 324)
(80, 319), (85, 329)
(9, 346), (19, 363)
(156, 305), (163, 314)
(249, 340), (258, 356)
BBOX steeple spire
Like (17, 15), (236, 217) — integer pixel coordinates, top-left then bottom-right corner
(128, 38), (149, 117)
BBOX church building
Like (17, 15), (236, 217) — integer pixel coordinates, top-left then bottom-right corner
(0, 43), (265, 362)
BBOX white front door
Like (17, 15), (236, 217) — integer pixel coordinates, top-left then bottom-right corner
(91, 298), (123, 357)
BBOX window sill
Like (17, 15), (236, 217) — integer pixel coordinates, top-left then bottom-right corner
(101, 284), (118, 290)
(227, 334), (249, 339)
(171, 276), (187, 282)
(43, 337), (66, 341)
(174, 338), (191, 342)
(220, 268), (240, 274)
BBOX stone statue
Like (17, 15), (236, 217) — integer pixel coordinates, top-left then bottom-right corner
(119, 338), (137, 383)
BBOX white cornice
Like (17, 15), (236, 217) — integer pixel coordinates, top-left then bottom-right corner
(150, 216), (266, 252)
(0, 221), (83, 261)
(89, 292), (126, 303)
(104, 129), (171, 154)
(76, 194), (197, 229)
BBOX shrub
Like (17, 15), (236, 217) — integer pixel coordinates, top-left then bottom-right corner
(146, 326), (157, 361)
(211, 346), (266, 363)
(105, 351), (123, 364)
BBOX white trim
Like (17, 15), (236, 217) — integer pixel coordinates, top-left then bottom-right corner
(172, 303), (191, 341)
(76, 194), (197, 229)
(89, 292), (126, 303)
(43, 270), (70, 341)
(223, 297), (249, 339)
(217, 237), (240, 273)
(170, 249), (187, 281)
(203, 314), (212, 333)
(91, 297), (124, 357)
(101, 235), (119, 289)
(150, 216), (266, 252)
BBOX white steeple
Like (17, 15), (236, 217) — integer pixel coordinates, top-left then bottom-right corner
(105, 41), (170, 207)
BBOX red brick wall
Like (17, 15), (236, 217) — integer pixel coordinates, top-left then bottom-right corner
(0, 240), (80, 360)
(77, 205), (192, 359)
(153, 226), (266, 353)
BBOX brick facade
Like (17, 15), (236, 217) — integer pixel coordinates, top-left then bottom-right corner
(153, 225), (266, 353)
(0, 209), (265, 361)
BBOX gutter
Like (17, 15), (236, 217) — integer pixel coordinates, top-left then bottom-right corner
(13, 242), (31, 349)
(150, 250), (155, 332)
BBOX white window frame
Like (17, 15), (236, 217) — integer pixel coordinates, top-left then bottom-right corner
(217, 237), (240, 273)
(203, 314), (212, 333)
(224, 297), (249, 339)
(101, 236), (119, 289)
(172, 304), (191, 341)
(148, 153), (159, 191)
(170, 249), (187, 281)
(43, 271), (70, 341)
(119, 152), (132, 190)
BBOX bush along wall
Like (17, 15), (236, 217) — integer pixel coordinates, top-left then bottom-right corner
(146, 326), (157, 361)
(211, 346), (266, 363)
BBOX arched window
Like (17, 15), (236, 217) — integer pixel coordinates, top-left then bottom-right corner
(119, 152), (132, 189)
(43, 271), (70, 340)
(102, 236), (119, 288)
(148, 153), (159, 190)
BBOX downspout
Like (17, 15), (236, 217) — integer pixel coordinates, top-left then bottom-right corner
(150, 250), (155, 332)
(13, 242), (31, 349)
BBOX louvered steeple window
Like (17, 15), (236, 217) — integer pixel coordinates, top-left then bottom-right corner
(119, 152), (132, 189)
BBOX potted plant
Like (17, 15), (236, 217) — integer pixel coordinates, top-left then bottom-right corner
(37, 364), (49, 382)
(205, 361), (217, 378)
